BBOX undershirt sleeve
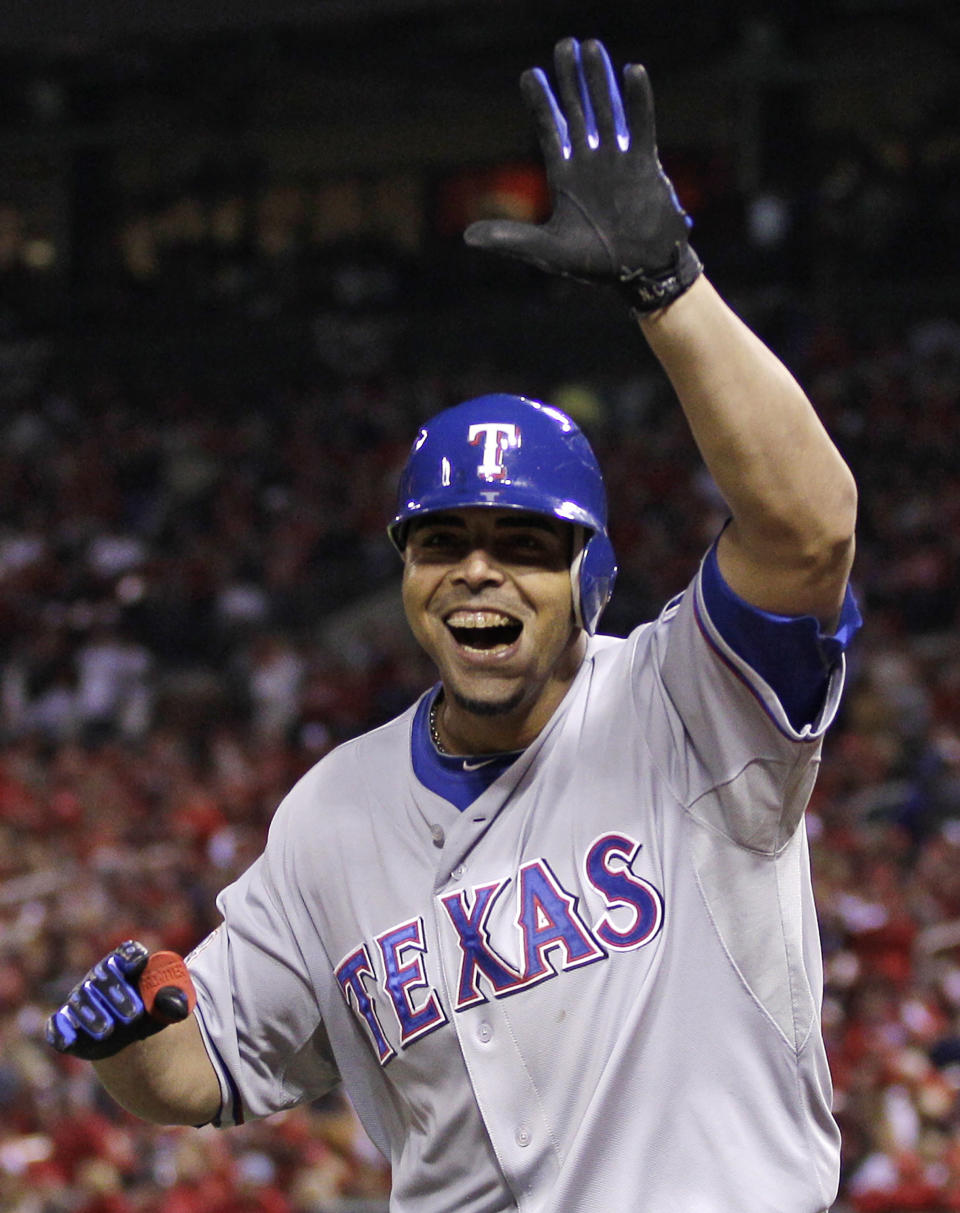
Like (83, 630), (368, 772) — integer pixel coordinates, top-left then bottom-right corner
(699, 540), (862, 731)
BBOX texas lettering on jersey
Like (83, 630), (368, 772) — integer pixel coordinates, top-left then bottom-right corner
(335, 832), (665, 1065)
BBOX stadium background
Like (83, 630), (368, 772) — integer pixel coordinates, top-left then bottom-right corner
(1, 1), (959, 1209)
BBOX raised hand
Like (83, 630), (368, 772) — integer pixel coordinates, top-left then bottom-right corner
(465, 37), (702, 313)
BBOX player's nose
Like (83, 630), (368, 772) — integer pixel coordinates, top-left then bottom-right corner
(452, 546), (506, 590)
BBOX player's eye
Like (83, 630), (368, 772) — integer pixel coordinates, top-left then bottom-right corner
(503, 533), (544, 553)
(412, 528), (465, 555)
(497, 530), (566, 566)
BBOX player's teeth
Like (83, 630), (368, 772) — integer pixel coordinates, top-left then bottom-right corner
(446, 611), (515, 628)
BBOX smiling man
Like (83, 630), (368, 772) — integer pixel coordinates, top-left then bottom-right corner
(403, 507), (580, 733)
(394, 404), (607, 757)
(47, 39), (860, 1213)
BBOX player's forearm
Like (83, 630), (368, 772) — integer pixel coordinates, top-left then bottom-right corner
(93, 1013), (221, 1126)
(640, 276), (857, 617)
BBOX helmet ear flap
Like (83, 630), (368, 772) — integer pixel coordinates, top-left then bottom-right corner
(572, 530), (618, 635)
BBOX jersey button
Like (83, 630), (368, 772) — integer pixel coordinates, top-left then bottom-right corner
(430, 825), (445, 848)
(451, 864), (465, 880)
(477, 1022), (492, 1043)
(515, 1126), (531, 1148)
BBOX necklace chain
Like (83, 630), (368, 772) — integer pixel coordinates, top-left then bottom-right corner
(429, 697), (449, 754)
(429, 696), (523, 761)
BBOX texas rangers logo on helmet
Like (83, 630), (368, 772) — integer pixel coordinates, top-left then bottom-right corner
(468, 422), (520, 481)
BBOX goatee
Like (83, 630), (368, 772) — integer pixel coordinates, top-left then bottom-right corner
(449, 687), (526, 718)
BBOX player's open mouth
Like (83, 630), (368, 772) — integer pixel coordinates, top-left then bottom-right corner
(445, 609), (523, 653)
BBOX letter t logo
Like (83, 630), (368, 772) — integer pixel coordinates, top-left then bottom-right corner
(468, 423), (520, 481)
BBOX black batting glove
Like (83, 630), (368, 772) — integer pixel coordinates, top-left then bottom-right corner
(464, 37), (702, 314)
(45, 939), (188, 1061)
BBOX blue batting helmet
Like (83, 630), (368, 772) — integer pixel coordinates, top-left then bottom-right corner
(389, 394), (617, 634)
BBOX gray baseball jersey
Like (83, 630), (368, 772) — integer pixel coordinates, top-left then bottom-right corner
(187, 563), (844, 1212)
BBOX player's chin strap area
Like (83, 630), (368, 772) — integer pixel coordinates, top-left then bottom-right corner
(570, 523), (618, 634)
(570, 525), (588, 631)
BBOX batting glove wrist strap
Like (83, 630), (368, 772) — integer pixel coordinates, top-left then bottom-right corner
(618, 241), (703, 314)
(464, 37), (702, 311)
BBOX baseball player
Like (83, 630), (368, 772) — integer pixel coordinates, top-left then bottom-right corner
(46, 38), (860, 1212)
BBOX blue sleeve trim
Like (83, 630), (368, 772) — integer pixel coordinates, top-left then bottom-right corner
(700, 541), (862, 731)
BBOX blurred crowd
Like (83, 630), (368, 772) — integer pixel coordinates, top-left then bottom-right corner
(2, 295), (960, 1211)
(2, 94), (960, 1212)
